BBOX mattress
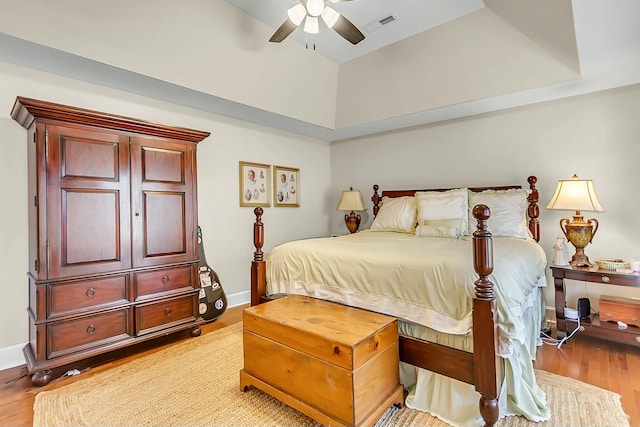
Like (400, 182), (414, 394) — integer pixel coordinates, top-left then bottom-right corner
(266, 230), (547, 357)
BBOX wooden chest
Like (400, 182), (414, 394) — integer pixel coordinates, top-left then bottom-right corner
(240, 295), (403, 427)
(600, 295), (640, 326)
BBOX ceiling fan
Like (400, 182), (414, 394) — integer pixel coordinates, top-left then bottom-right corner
(269, 0), (365, 45)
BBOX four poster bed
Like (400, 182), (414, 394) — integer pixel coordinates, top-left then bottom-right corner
(248, 176), (549, 427)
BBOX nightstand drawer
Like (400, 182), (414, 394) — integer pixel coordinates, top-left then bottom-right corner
(600, 295), (640, 326)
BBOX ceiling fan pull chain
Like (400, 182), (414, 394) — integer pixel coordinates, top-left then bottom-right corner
(304, 33), (316, 51)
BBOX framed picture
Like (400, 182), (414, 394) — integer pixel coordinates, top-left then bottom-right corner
(273, 165), (300, 207)
(239, 161), (270, 207)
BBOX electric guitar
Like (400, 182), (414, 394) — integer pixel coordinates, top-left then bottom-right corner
(197, 226), (227, 322)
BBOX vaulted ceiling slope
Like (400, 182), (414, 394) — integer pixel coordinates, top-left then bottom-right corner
(0, 0), (639, 142)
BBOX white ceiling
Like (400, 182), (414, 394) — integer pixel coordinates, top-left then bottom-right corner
(223, 0), (485, 63)
(0, 1), (639, 142)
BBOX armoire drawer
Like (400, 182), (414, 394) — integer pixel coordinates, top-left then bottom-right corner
(135, 295), (196, 336)
(47, 309), (131, 359)
(48, 274), (129, 318)
(135, 265), (194, 299)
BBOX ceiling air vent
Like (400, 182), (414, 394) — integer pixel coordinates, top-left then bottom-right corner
(379, 15), (396, 25)
(364, 14), (398, 33)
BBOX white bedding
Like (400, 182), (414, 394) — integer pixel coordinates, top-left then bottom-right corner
(267, 230), (547, 357)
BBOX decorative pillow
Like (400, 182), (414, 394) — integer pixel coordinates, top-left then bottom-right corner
(468, 188), (533, 239)
(415, 219), (464, 238)
(414, 188), (468, 238)
(370, 196), (417, 233)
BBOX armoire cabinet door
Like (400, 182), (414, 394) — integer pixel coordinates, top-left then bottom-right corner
(130, 137), (197, 268)
(44, 125), (132, 279)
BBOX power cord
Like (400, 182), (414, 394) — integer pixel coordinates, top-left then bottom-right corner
(540, 316), (581, 349)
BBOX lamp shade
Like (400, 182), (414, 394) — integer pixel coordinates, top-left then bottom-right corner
(287, 3), (307, 26)
(546, 175), (604, 212)
(321, 6), (339, 28)
(337, 187), (367, 212)
(306, 0), (325, 17)
(303, 16), (319, 34)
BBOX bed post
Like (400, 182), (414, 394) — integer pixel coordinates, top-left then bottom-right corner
(527, 176), (540, 242)
(372, 184), (381, 217)
(251, 207), (267, 306)
(472, 204), (500, 427)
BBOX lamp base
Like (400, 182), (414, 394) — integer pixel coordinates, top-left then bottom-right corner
(570, 248), (592, 267)
(344, 211), (361, 234)
(561, 214), (599, 268)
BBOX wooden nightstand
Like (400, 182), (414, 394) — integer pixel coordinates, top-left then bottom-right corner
(551, 265), (640, 347)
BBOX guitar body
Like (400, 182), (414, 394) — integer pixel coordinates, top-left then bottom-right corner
(197, 226), (227, 322)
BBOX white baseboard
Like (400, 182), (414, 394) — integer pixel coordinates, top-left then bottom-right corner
(226, 290), (250, 308)
(0, 342), (26, 371)
(545, 305), (556, 324)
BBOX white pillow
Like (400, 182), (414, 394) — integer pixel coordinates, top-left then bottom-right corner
(414, 188), (468, 238)
(468, 188), (532, 239)
(370, 196), (417, 233)
(415, 219), (464, 238)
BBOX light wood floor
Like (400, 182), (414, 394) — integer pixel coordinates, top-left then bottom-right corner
(1, 305), (639, 427)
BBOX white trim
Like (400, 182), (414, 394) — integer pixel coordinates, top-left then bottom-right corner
(0, 342), (26, 371)
(545, 305), (556, 324)
(226, 290), (250, 308)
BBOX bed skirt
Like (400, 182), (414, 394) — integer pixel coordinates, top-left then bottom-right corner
(398, 288), (550, 427)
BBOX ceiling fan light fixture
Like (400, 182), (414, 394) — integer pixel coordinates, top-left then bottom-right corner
(306, 0), (325, 17)
(321, 6), (340, 28)
(287, 3), (307, 26)
(303, 16), (319, 34)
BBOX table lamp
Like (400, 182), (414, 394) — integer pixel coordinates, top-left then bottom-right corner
(337, 187), (367, 233)
(546, 174), (604, 267)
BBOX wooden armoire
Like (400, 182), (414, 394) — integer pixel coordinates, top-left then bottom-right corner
(11, 97), (210, 385)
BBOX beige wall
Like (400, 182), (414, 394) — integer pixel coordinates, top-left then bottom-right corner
(0, 61), (332, 367)
(335, 7), (579, 129)
(0, 0), (339, 128)
(330, 83), (640, 311)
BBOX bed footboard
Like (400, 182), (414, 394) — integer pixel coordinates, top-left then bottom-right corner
(250, 205), (502, 426)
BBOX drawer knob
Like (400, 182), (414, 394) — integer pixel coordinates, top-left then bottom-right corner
(86, 288), (96, 297)
(605, 313), (612, 317)
(162, 276), (170, 284)
(632, 317), (638, 322)
(636, 337), (640, 343)
(601, 275), (610, 283)
(87, 325), (96, 334)
(579, 326), (585, 332)
(165, 307), (172, 316)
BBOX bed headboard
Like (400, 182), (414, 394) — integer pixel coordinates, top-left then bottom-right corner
(371, 176), (540, 242)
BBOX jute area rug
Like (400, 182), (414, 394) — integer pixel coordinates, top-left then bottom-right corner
(33, 322), (629, 427)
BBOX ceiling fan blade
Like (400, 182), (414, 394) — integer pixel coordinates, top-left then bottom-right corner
(269, 19), (298, 43)
(332, 15), (365, 45)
